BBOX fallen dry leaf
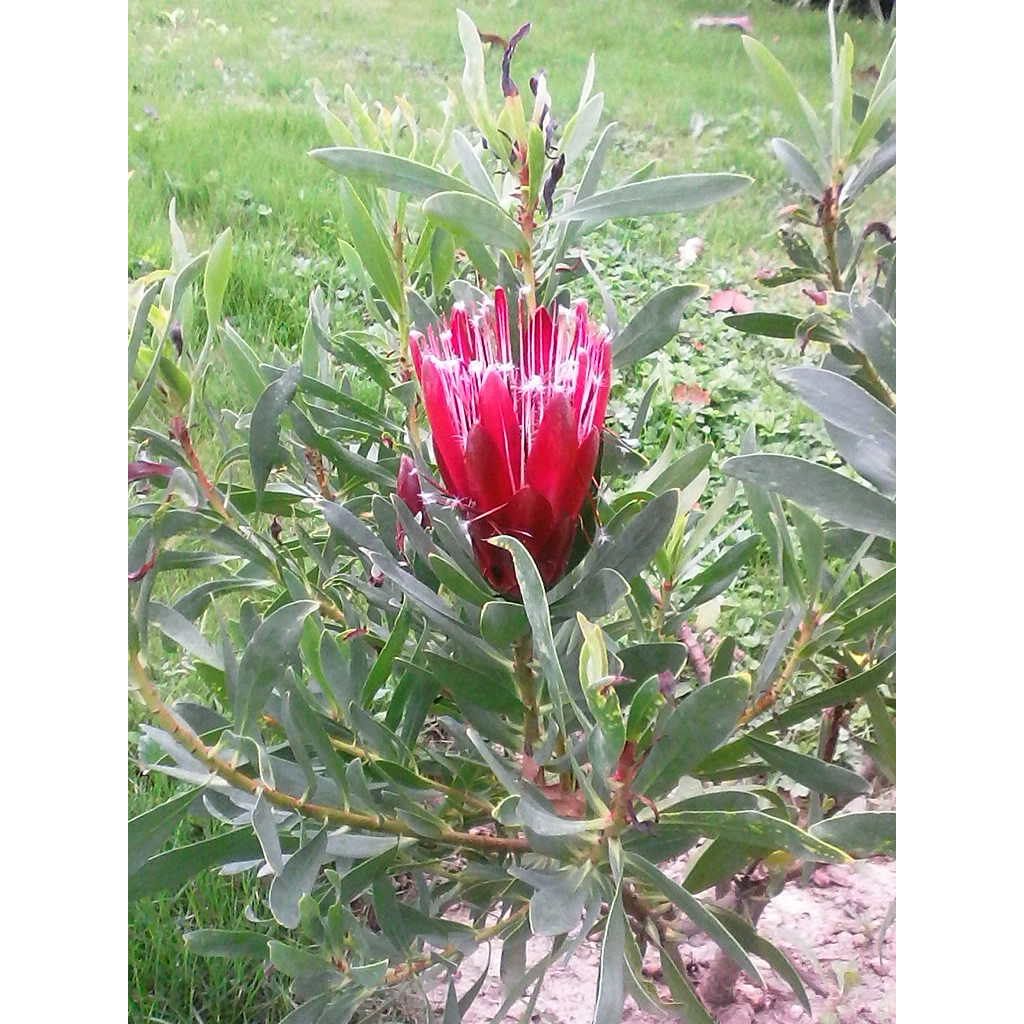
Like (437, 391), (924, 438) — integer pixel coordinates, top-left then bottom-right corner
(676, 236), (705, 270)
(709, 289), (754, 314)
(692, 15), (754, 33)
(673, 382), (711, 408)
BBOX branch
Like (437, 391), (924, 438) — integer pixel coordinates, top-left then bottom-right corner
(130, 652), (528, 855)
(737, 611), (817, 726)
(678, 623), (711, 685)
(384, 903), (529, 986)
(262, 713), (496, 816)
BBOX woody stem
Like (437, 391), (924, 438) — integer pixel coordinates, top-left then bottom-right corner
(130, 652), (528, 854)
(513, 635), (540, 758)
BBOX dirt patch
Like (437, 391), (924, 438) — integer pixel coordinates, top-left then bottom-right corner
(439, 856), (895, 1024)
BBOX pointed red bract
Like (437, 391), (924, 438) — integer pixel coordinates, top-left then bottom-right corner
(128, 460), (174, 482)
(396, 454), (429, 549)
(411, 289), (612, 595)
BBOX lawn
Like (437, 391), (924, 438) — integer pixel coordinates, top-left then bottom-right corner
(128, 2), (894, 1021)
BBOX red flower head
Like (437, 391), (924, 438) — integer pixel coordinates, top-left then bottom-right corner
(410, 288), (611, 595)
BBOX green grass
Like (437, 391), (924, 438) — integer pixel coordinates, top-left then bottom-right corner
(128, 3), (894, 1021)
(129, 0), (893, 340)
(129, 776), (294, 1023)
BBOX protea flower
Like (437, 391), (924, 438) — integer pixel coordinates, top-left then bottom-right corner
(410, 288), (611, 595)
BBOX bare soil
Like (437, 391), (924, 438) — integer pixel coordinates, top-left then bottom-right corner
(438, 851), (895, 1024)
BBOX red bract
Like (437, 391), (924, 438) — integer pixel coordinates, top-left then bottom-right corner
(128, 460), (174, 482)
(410, 288), (611, 595)
(395, 454), (429, 548)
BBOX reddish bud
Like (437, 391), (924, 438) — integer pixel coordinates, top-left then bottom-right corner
(611, 741), (637, 783)
(396, 455), (430, 548)
(128, 549), (157, 582)
(128, 460), (174, 483)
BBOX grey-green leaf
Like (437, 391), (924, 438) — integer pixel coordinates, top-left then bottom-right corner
(627, 852), (764, 987)
(184, 929), (269, 959)
(777, 367), (895, 446)
(613, 286), (702, 368)
(633, 676), (749, 796)
(723, 454), (896, 540)
(250, 364), (301, 506)
(148, 602), (225, 670)
(770, 137), (825, 196)
(747, 736), (870, 796)
(129, 786), (199, 875)
(590, 490), (680, 583)
(659, 810), (850, 863)
(310, 147), (470, 198)
(592, 882), (626, 1024)
(554, 174), (750, 227)
(810, 811), (896, 857)
(269, 824), (329, 929)
(236, 601), (319, 735)
(423, 191), (527, 253)
(450, 130), (498, 200)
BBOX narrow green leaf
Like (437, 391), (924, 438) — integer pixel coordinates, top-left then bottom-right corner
(747, 736), (869, 796)
(450, 129), (498, 200)
(864, 685), (896, 781)
(658, 810), (850, 863)
(128, 281), (161, 380)
(844, 132), (896, 206)
(683, 838), (753, 895)
(184, 929), (269, 959)
(339, 181), (402, 310)
(333, 843), (402, 905)
(203, 227), (233, 329)
(850, 79), (896, 162)
(429, 227), (456, 293)
(627, 853), (764, 987)
(680, 536), (760, 611)
(590, 489), (680, 583)
(429, 553), (492, 605)
(130, 828), (262, 900)
(659, 939), (715, 1023)
(361, 601), (411, 704)
(777, 367), (895, 445)
(562, 91), (604, 168)
(789, 502), (825, 604)
(219, 322), (267, 406)
(487, 537), (570, 722)
(148, 603), (224, 670)
(755, 652), (895, 736)
(708, 907), (811, 1013)
(742, 35), (826, 157)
